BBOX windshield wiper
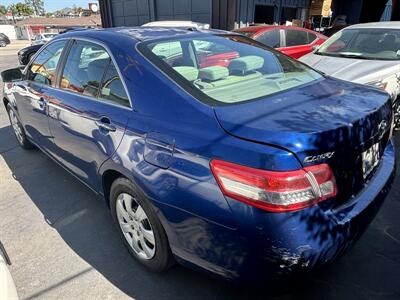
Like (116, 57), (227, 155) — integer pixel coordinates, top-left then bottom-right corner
(336, 53), (368, 59)
(316, 52), (368, 59)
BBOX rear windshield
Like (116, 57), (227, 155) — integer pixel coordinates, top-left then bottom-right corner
(139, 35), (321, 105)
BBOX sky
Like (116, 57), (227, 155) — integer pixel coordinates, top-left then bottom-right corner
(2, 0), (99, 12)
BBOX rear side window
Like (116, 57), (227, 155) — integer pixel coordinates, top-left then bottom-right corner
(28, 40), (66, 86)
(99, 61), (130, 107)
(307, 32), (317, 43)
(60, 40), (129, 107)
(285, 29), (309, 46)
(255, 30), (280, 48)
(60, 40), (110, 97)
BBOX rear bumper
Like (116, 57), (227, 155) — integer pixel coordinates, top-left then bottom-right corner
(238, 138), (396, 281)
(171, 139), (396, 282)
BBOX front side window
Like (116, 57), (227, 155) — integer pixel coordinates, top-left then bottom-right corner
(28, 40), (66, 86)
(317, 28), (400, 60)
(141, 35), (321, 104)
(255, 30), (280, 48)
(285, 29), (309, 47)
(60, 41), (110, 96)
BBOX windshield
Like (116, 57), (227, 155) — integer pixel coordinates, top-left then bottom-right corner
(317, 28), (400, 60)
(140, 35), (321, 105)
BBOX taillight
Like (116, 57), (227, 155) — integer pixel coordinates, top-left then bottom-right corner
(210, 160), (337, 212)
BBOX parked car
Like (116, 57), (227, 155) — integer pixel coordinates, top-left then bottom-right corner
(142, 20), (210, 29)
(300, 21), (400, 129)
(17, 43), (44, 65)
(0, 33), (11, 47)
(31, 33), (58, 46)
(1, 27), (395, 282)
(0, 242), (18, 299)
(233, 25), (328, 59)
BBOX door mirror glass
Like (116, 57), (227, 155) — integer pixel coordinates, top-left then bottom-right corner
(1, 68), (23, 82)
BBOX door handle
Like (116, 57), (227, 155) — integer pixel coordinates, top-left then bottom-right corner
(95, 117), (116, 132)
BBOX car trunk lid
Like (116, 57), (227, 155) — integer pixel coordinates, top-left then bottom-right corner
(213, 78), (392, 204)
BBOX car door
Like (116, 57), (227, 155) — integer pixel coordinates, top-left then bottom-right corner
(13, 40), (68, 151)
(47, 39), (131, 190)
(279, 29), (313, 59)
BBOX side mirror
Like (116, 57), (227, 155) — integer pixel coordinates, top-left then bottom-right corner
(312, 45), (320, 51)
(1, 68), (23, 82)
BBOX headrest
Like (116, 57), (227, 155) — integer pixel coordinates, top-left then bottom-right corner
(199, 66), (229, 81)
(229, 56), (264, 74)
(173, 66), (199, 82)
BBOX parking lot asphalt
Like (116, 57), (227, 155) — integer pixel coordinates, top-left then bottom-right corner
(0, 41), (400, 300)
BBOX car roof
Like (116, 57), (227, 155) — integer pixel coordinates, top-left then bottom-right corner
(60, 26), (234, 42)
(346, 21), (400, 29)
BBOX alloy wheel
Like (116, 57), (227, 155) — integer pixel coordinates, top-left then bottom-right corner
(9, 109), (24, 144)
(116, 193), (156, 260)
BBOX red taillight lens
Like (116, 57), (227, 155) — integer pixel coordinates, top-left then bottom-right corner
(210, 160), (337, 212)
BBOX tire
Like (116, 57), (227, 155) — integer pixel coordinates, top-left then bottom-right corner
(110, 177), (174, 272)
(0, 41), (6, 47)
(6, 103), (34, 150)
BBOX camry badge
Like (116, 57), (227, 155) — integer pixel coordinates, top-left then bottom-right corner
(304, 152), (335, 164)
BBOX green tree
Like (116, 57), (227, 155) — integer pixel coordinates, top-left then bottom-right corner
(0, 5), (7, 16)
(24, 0), (44, 16)
(9, 3), (33, 16)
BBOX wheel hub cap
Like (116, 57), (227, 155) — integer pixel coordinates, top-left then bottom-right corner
(9, 110), (23, 144)
(116, 193), (156, 260)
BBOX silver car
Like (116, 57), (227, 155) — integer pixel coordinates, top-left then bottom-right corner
(300, 21), (400, 127)
(0, 242), (18, 299)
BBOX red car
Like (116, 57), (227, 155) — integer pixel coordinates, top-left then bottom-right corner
(233, 25), (327, 59)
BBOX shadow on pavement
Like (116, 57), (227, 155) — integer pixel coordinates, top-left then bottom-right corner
(1, 124), (400, 300)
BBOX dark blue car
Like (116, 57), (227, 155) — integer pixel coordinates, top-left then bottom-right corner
(1, 27), (396, 281)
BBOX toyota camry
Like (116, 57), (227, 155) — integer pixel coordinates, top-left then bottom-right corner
(1, 27), (396, 282)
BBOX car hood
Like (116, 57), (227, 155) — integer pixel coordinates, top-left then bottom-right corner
(213, 77), (392, 164)
(300, 53), (400, 84)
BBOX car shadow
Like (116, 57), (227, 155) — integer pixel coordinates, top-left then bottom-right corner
(1, 123), (400, 300)
(0, 125), (299, 299)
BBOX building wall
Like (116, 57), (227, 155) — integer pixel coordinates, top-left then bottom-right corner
(235, 0), (310, 27)
(103, 0), (310, 29)
(0, 25), (17, 40)
(332, 0), (363, 24)
(109, 0), (211, 26)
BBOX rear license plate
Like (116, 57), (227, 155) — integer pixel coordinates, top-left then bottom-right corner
(362, 142), (380, 179)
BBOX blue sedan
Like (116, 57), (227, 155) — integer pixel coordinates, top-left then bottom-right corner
(1, 27), (396, 281)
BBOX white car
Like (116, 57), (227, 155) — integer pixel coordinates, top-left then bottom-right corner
(0, 242), (18, 299)
(31, 32), (58, 46)
(142, 20), (210, 29)
(300, 21), (400, 128)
